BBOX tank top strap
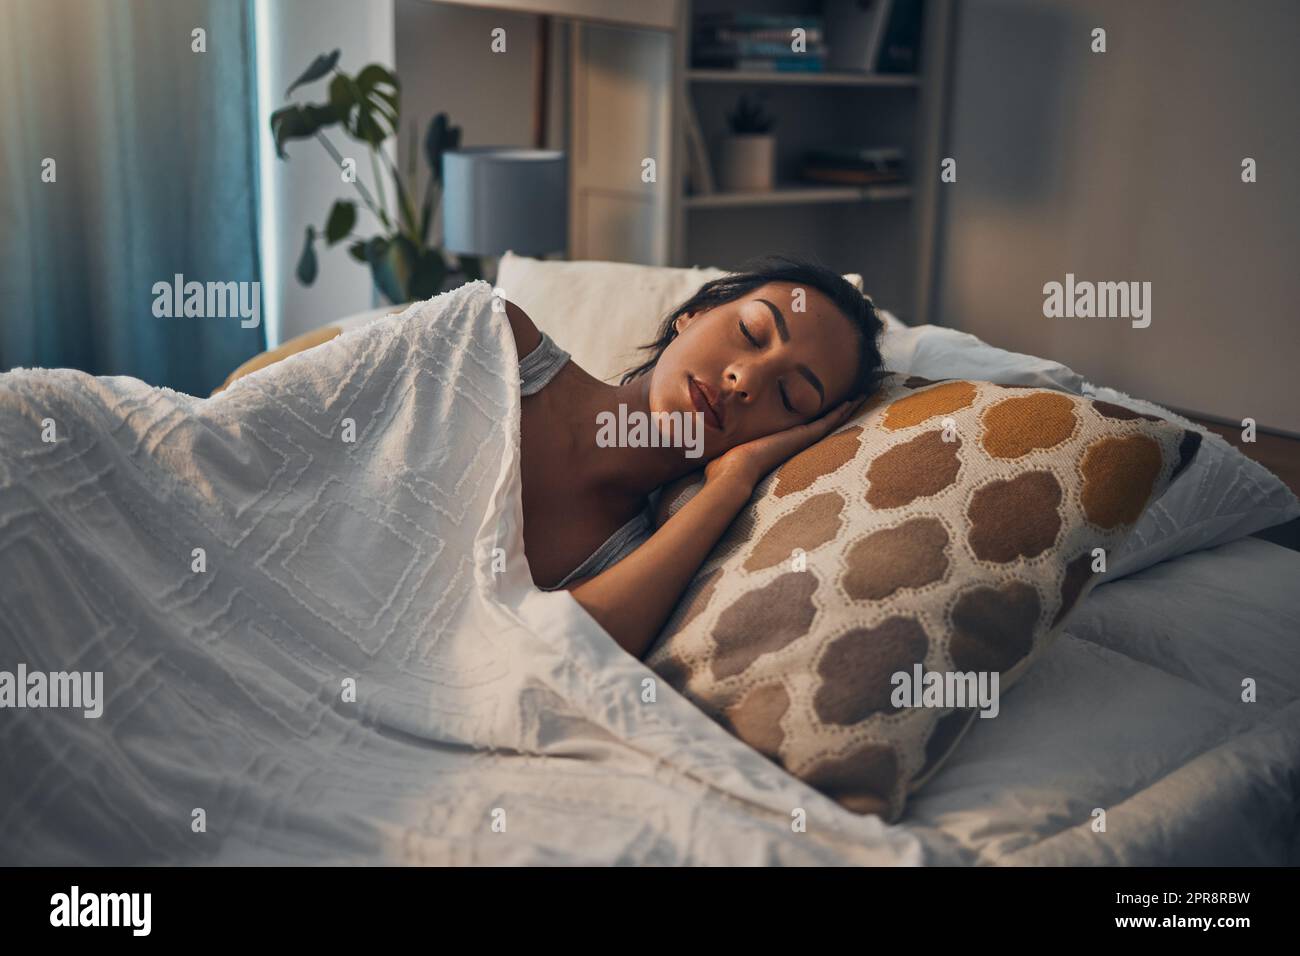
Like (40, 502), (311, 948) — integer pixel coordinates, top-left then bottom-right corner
(518, 331), (571, 396)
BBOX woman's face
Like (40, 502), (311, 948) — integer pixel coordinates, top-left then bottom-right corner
(647, 282), (861, 460)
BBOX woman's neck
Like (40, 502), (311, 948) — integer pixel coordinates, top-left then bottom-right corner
(562, 372), (706, 503)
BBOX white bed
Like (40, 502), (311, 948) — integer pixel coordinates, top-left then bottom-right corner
(493, 252), (1300, 865)
(905, 535), (1300, 865)
(1, 258), (1296, 866)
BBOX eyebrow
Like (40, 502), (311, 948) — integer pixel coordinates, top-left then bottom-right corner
(757, 298), (825, 409)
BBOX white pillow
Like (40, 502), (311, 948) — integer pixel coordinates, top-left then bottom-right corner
(877, 307), (907, 333)
(879, 322), (1085, 393)
(1078, 383), (1300, 580)
(495, 251), (864, 383)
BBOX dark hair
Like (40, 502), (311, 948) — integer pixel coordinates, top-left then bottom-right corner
(619, 253), (886, 402)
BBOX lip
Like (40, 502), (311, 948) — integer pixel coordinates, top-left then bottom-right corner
(688, 375), (724, 430)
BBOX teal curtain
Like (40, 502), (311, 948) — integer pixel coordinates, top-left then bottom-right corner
(0, 0), (265, 396)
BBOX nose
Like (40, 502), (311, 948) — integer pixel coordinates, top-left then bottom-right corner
(725, 365), (755, 403)
(728, 364), (748, 398)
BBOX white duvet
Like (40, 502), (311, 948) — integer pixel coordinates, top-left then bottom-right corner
(0, 280), (928, 866)
(905, 536), (1300, 865)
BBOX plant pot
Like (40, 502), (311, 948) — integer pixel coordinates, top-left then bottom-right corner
(716, 134), (776, 192)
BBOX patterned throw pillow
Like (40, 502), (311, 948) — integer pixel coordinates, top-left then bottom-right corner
(643, 375), (1202, 822)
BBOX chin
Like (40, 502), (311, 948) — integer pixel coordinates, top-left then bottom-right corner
(645, 368), (688, 419)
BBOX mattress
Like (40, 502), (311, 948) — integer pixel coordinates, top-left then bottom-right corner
(902, 536), (1300, 865)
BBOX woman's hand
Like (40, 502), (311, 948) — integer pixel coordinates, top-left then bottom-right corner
(569, 396), (865, 661)
(704, 398), (863, 491)
(569, 469), (754, 660)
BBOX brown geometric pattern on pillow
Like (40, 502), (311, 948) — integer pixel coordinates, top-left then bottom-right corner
(644, 375), (1201, 823)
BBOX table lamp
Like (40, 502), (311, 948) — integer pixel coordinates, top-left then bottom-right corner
(442, 147), (568, 261)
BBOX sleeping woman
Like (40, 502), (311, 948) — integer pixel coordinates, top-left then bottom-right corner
(506, 255), (885, 661)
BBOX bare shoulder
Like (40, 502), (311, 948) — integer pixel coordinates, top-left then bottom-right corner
(504, 297), (543, 361)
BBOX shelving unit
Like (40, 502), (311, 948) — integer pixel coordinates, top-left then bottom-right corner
(687, 68), (920, 87)
(666, 0), (955, 324)
(683, 183), (913, 209)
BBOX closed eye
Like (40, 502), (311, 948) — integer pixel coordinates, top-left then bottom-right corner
(742, 320), (798, 414)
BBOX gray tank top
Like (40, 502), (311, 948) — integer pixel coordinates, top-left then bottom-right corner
(519, 331), (654, 591)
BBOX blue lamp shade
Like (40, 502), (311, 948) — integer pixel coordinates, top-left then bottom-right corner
(442, 148), (568, 258)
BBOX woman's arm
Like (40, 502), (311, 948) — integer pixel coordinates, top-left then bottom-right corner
(566, 473), (752, 660)
(567, 399), (860, 660)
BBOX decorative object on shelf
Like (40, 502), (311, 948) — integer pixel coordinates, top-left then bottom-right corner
(269, 49), (482, 306)
(692, 10), (827, 72)
(826, 0), (925, 74)
(876, 0), (925, 73)
(802, 145), (907, 185)
(442, 148), (568, 260)
(826, 0), (893, 73)
(716, 93), (777, 193)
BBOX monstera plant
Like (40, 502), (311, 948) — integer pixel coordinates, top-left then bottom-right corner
(270, 49), (482, 304)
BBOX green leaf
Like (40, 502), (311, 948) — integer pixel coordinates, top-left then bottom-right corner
(286, 50), (340, 97)
(324, 200), (357, 244)
(347, 240), (369, 263)
(327, 74), (359, 140)
(296, 226), (318, 285)
(423, 113), (461, 184)
(357, 65), (399, 119)
(409, 248), (447, 301)
(270, 103), (340, 159)
(329, 65), (400, 148)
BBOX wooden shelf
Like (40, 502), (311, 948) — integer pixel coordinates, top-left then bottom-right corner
(684, 183), (913, 209)
(653, 0), (954, 320)
(688, 68), (919, 88)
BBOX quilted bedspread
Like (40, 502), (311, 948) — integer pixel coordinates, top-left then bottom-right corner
(0, 280), (929, 865)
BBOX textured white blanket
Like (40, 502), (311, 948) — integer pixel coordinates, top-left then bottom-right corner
(0, 280), (929, 865)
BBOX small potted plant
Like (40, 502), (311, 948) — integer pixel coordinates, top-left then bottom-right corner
(269, 49), (481, 305)
(716, 93), (777, 192)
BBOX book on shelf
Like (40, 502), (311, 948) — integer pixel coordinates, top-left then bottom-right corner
(695, 27), (825, 45)
(692, 12), (828, 71)
(694, 56), (827, 72)
(695, 12), (824, 30)
(800, 167), (907, 186)
(805, 146), (905, 168)
(802, 145), (906, 185)
(694, 40), (829, 60)
(682, 95), (714, 196)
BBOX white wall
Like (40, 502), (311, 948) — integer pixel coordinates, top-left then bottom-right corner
(257, 0), (395, 344)
(568, 20), (673, 265)
(934, 0), (1300, 432)
(396, 0), (551, 151)
(394, 0), (568, 271)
